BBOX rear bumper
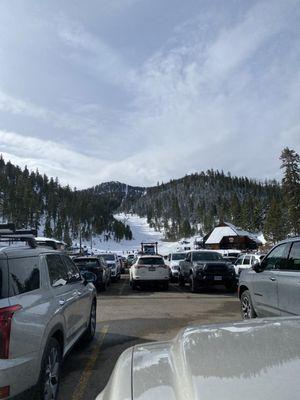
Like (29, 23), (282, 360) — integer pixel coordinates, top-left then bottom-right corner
(0, 353), (39, 399)
(195, 274), (237, 285)
(133, 278), (169, 284)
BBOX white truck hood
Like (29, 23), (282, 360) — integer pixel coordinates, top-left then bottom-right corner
(97, 317), (300, 400)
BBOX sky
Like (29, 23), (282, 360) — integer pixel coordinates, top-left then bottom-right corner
(0, 0), (299, 188)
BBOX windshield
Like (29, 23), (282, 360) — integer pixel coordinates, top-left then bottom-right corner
(138, 257), (165, 265)
(193, 252), (223, 261)
(101, 254), (115, 261)
(172, 253), (186, 261)
(73, 259), (100, 268)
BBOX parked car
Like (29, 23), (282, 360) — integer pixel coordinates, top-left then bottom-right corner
(100, 253), (121, 281)
(95, 316), (300, 400)
(217, 249), (241, 263)
(129, 255), (169, 290)
(168, 252), (186, 281)
(0, 240), (97, 399)
(178, 250), (237, 292)
(73, 256), (111, 291)
(126, 254), (135, 267)
(239, 237), (300, 319)
(234, 253), (263, 275)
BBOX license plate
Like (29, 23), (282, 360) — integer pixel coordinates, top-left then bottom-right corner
(149, 266), (156, 271)
(214, 276), (222, 281)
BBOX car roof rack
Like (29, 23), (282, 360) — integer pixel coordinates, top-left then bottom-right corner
(0, 223), (37, 248)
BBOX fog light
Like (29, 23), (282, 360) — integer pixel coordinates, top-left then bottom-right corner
(0, 386), (10, 399)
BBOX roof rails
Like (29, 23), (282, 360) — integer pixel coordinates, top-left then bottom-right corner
(0, 223), (37, 248)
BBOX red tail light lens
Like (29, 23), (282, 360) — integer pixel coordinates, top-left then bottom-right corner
(136, 265), (146, 269)
(0, 386), (10, 399)
(0, 304), (22, 359)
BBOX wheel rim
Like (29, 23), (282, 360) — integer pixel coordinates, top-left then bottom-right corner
(43, 347), (59, 400)
(90, 304), (96, 336)
(241, 296), (252, 319)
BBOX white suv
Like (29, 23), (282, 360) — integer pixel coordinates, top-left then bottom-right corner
(0, 241), (97, 399)
(129, 255), (169, 290)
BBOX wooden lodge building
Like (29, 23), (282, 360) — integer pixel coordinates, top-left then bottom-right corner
(204, 222), (262, 250)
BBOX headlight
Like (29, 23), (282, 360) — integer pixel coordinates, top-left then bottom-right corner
(195, 263), (205, 270)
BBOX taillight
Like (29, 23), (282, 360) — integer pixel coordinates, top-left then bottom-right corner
(0, 304), (22, 359)
(136, 265), (146, 269)
(159, 265), (167, 269)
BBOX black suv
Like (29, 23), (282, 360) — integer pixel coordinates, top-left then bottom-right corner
(73, 256), (111, 291)
(178, 250), (237, 292)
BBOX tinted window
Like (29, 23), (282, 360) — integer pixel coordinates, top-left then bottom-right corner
(235, 256), (244, 265)
(171, 253), (186, 261)
(63, 256), (81, 282)
(192, 252), (223, 261)
(101, 254), (115, 261)
(74, 259), (100, 268)
(262, 244), (289, 270)
(8, 257), (40, 296)
(138, 257), (165, 265)
(46, 254), (68, 286)
(0, 259), (8, 299)
(243, 256), (251, 265)
(286, 242), (300, 271)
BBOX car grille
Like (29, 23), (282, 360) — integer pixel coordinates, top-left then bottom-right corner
(205, 264), (228, 275)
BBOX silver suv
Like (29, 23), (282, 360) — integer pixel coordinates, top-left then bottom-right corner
(239, 237), (300, 319)
(0, 242), (97, 399)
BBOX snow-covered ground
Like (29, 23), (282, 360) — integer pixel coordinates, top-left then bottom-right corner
(78, 213), (183, 255)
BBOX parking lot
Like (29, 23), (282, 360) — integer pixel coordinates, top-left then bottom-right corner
(58, 273), (241, 400)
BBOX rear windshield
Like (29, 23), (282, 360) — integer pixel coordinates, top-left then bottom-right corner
(0, 259), (8, 299)
(193, 252), (223, 261)
(138, 257), (164, 265)
(172, 253), (186, 261)
(101, 254), (115, 261)
(73, 259), (100, 268)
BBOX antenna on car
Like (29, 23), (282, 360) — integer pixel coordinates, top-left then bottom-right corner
(0, 223), (37, 248)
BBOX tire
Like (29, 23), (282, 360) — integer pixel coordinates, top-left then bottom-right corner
(163, 281), (169, 291)
(131, 279), (137, 290)
(189, 274), (198, 293)
(226, 283), (237, 293)
(82, 301), (97, 342)
(35, 337), (62, 400)
(240, 290), (256, 319)
(178, 275), (185, 287)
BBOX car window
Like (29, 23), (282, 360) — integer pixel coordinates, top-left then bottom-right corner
(235, 256), (244, 265)
(243, 256), (251, 265)
(262, 244), (289, 271)
(63, 256), (82, 282)
(138, 257), (164, 265)
(0, 259), (8, 299)
(46, 254), (69, 287)
(192, 252), (223, 261)
(286, 242), (300, 271)
(8, 257), (40, 296)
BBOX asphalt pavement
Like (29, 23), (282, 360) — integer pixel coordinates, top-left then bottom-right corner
(58, 274), (241, 400)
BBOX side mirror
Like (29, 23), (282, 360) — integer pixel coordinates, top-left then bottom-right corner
(252, 261), (263, 273)
(81, 271), (97, 284)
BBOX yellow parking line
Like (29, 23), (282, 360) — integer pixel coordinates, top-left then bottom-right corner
(71, 324), (109, 400)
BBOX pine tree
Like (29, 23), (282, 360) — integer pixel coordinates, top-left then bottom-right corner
(264, 199), (288, 243)
(280, 147), (300, 235)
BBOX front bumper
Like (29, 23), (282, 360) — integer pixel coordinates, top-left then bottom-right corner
(195, 273), (237, 285)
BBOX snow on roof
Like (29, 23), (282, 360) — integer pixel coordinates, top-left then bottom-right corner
(205, 222), (262, 245)
(205, 226), (237, 244)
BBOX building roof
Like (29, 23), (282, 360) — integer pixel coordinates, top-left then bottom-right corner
(205, 222), (262, 245)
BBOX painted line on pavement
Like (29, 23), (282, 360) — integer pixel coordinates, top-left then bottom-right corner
(71, 324), (109, 400)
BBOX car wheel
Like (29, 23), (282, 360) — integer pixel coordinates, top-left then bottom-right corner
(240, 290), (256, 319)
(189, 274), (198, 293)
(163, 281), (169, 291)
(226, 283), (237, 293)
(131, 280), (137, 290)
(36, 337), (62, 400)
(178, 275), (185, 287)
(83, 301), (97, 342)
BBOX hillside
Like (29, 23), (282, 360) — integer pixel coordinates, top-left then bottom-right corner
(119, 171), (283, 240)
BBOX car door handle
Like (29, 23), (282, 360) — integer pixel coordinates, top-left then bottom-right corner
(59, 299), (66, 306)
(269, 277), (277, 281)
